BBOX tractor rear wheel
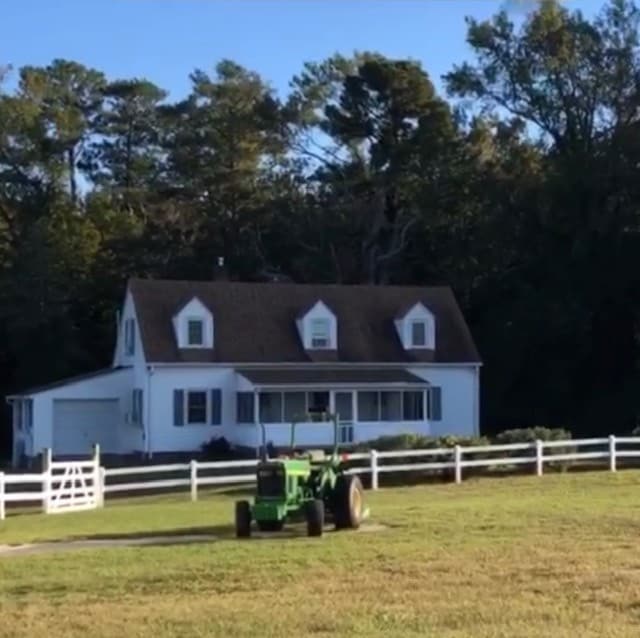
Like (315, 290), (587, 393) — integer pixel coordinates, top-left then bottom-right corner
(333, 474), (364, 530)
(305, 499), (324, 537)
(235, 500), (252, 538)
(257, 519), (284, 532)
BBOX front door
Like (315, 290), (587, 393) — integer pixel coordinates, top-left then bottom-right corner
(335, 392), (354, 444)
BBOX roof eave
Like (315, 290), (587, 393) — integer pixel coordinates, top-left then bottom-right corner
(146, 360), (482, 367)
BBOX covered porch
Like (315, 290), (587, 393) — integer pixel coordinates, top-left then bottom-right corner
(235, 368), (441, 449)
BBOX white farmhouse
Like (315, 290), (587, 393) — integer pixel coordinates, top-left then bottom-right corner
(6, 278), (482, 465)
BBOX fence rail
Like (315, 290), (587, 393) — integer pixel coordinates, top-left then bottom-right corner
(2, 435), (640, 520)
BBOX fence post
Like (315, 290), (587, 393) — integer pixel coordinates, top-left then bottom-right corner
(609, 435), (617, 472)
(190, 460), (198, 502)
(454, 445), (462, 484)
(92, 444), (102, 508)
(535, 440), (543, 477)
(98, 467), (106, 508)
(0, 472), (5, 521)
(370, 449), (379, 490)
(42, 448), (52, 514)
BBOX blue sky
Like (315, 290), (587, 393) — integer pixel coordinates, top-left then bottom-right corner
(3, 0), (605, 101)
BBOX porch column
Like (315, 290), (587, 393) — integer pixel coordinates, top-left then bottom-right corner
(253, 389), (261, 453)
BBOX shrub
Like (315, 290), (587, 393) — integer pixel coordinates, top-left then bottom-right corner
(352, 433), (491, 484)
(354, 433), (490, 453)
(494, 426), (572, 444)
(494, 426), (574, 471)
(200, 436), (232, 460)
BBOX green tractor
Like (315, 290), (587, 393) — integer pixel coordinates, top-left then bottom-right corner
(234, 410), (366, 538)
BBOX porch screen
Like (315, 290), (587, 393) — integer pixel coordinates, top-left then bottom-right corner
(259, 393), (282, 423)
(380, 391), (402, 421)
(284, 392), (306, 421)
(357, 392), (379, 421)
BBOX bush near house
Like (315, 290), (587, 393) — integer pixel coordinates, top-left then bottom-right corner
(353, 433), (489, 452)
(200, 436), (252, 461)
(353, 427), (576, 476)
(354, 427), (572, 453)
(494, 426), (572, 445)
(494, 427), (576, 471)
(352, 433), (489, 483)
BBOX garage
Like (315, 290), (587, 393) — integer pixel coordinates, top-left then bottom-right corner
(52, 399), (119, 457)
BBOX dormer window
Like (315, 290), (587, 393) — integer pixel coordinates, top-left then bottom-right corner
(395, 302), (435, 351)
(311, 318), (331, 348)
(173, 297), (214, 349)
(296, 300), (337, 350)
(187, 318), (204, 346)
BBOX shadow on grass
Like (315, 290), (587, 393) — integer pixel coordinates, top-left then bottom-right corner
(67, 525), (235, 543)
(1, 518), (390, 556)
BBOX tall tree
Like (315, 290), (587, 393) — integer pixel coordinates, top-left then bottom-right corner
(19, 59), (105, 204)
(445, 0), (640, 433)
(288, 53), (457, 283)
(162, 60), (288, 278)
(89, 79), (167, 205)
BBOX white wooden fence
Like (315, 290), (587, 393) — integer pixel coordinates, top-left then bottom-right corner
(2, 436), (640, 520)
(0, 445), (101, 520)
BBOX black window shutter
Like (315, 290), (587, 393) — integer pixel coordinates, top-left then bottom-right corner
(431, 387), (442, 421)
(173, 389), (184, 426)
(210, 389), (222, 425)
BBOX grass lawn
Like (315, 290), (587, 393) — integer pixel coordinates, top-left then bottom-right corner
(2, 471), (640, 637)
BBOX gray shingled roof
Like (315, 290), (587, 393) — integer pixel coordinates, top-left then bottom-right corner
(8, 367), (125, 398)
(129, 278), (481, 364)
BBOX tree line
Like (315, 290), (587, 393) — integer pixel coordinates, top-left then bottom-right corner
(2, 0), (640, 457)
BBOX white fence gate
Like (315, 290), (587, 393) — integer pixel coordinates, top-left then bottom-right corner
(43, 445), (102, 515)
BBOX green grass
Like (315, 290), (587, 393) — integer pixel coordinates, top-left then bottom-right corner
(2, 471), (640, 637)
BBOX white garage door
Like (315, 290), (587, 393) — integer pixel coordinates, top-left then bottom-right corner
(53, 399), (119, 457)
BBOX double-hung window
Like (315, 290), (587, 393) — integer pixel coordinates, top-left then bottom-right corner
(310, 318), (331, 348)
(187, 391), (208, 424)
(173, 389), (222, 426)
(410, 321), (427, 347)
(187, 318), (204, 346)
(131, 389), (144, 426)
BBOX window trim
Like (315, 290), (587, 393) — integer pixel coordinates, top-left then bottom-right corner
(186, 316), (205, 347)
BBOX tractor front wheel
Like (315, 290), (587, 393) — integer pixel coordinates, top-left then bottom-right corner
(305, 499), (324, 537)
(333, 474), (364, 530)
(235, 500), (252, 538)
